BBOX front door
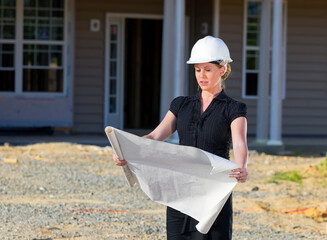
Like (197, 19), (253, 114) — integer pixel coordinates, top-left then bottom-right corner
(104, 15), (162, 130)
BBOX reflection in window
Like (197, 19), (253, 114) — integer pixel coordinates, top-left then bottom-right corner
(24, 0), (64, 40)
(23, 44), (62, 66)
(23, 69), (63, 92)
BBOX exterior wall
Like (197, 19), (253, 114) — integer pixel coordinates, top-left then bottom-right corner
(220, 0), (327, 137)
(284, 0), (327, 136)
(73, 0), (327, 136)
(74, 0), (163, 133)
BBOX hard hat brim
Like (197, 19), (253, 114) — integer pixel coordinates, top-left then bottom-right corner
(186, 58), (233, 64)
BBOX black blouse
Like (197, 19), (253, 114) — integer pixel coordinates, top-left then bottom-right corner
(169, 90), (247, 160)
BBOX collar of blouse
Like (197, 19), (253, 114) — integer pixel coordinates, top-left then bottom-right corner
(193, 89), (229, 103)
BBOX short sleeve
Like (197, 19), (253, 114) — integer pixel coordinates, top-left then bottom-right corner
(169, 96), (186, 117)
(228, 101), (247, 123)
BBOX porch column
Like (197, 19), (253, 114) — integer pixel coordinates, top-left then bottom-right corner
(256, 0), (271, 143)
(213, 0), (220, 37)
(173, 0), (185, 98)
(160, 0), (175, 120)
(268, 0), (283, 145)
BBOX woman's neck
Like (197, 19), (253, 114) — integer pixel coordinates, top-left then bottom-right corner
(201, 88), (222, 102)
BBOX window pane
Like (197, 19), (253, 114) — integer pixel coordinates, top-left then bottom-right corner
(247, 24), (259, 32)
(3, 0), (15, 7)
(2, 53), (14, 67)
(52, 10), (64, 18)
(24, 0), (64, 40)
(38, 10), (50, 17)
(39, 0), (50, 8)
(0, 43), (14, 67)
(246, 73), (258, 96)
(23, 51), (34, 65)
(23, 69), (63, 92)
(110, 61), (117, 77)
(246, 1), (261, 48)
(248, 16), (260, 24)
(2, 43), (14, 51)
(50, 46), (62, 66)
(0, 1), (16, 39)
(51, 19), (63, 25)
(109, 97), (116, 113)
(248, 2), (260, 15)
(51, 26), (63, 40)
(110, 43), (117, 58)
(38, 27), (50, 40)
(247, 32), (259, 46)
(24, 44), (63, 67)
(38, 19), (50, 25)
(24, 26), (36, 39)
(0, 71), (15, 91)
(0, 43), (15, 91)
(3, 25), (15, 38)
(24, 0), (36, 7)
(110, 79), (116, 94)
(4, 9), (15, 18)
(36, 52), (48, 65)
(24, 9), (36, 17)
(24, 18), (36, 24)
(246, 50), (259, 70)
(110, 25), (118, 41)
(53, 0), (64, 9)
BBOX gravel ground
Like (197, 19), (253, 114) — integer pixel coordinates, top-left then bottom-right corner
(0, 143), (326, 240)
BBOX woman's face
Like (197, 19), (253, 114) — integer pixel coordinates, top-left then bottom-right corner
(194, 63), (225, 93)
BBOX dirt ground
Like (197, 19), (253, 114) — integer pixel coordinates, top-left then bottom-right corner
(0, 142), (327, 239)
(232, 150), (327, 237)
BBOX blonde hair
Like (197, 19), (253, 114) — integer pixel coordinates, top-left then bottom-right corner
(211, 62), (231, 80)
(221, 63), (231, 81)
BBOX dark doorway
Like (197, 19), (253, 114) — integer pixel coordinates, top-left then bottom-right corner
(124, 19), (162, 129)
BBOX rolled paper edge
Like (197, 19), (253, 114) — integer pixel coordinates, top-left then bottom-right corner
(105, 126), (113, 133)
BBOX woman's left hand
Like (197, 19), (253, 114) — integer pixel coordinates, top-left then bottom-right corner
(229, 168), (248, 183)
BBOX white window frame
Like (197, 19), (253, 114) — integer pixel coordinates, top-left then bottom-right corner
(0, 0), (68, 97)
(242, 0), (287, 99)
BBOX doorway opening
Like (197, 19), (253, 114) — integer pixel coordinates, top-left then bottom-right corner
(124, 19), (162, 129)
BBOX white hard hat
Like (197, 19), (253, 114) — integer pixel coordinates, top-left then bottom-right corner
(186, 36), (233, 64)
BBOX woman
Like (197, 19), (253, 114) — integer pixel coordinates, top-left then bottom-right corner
(113, 36), (248, 239)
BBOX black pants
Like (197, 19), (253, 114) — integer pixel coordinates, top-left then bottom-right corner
(166, 195), (233, 240)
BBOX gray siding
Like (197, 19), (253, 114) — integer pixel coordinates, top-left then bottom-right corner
(284, 0), (327, 136)
(74, 0), (163, 133)
(220, 0), (327, 136)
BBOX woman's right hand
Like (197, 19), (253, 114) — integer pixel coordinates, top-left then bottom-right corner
(112, 153), (127, 166)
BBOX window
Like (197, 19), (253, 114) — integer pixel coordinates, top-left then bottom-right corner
(243, 0), (287, 98)
(108, 24), (118, 113)
(0, 0), (16, 91)
(0, 0), (66, 94)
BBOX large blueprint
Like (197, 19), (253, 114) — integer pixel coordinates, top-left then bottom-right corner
(105, 127), (238, 234)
